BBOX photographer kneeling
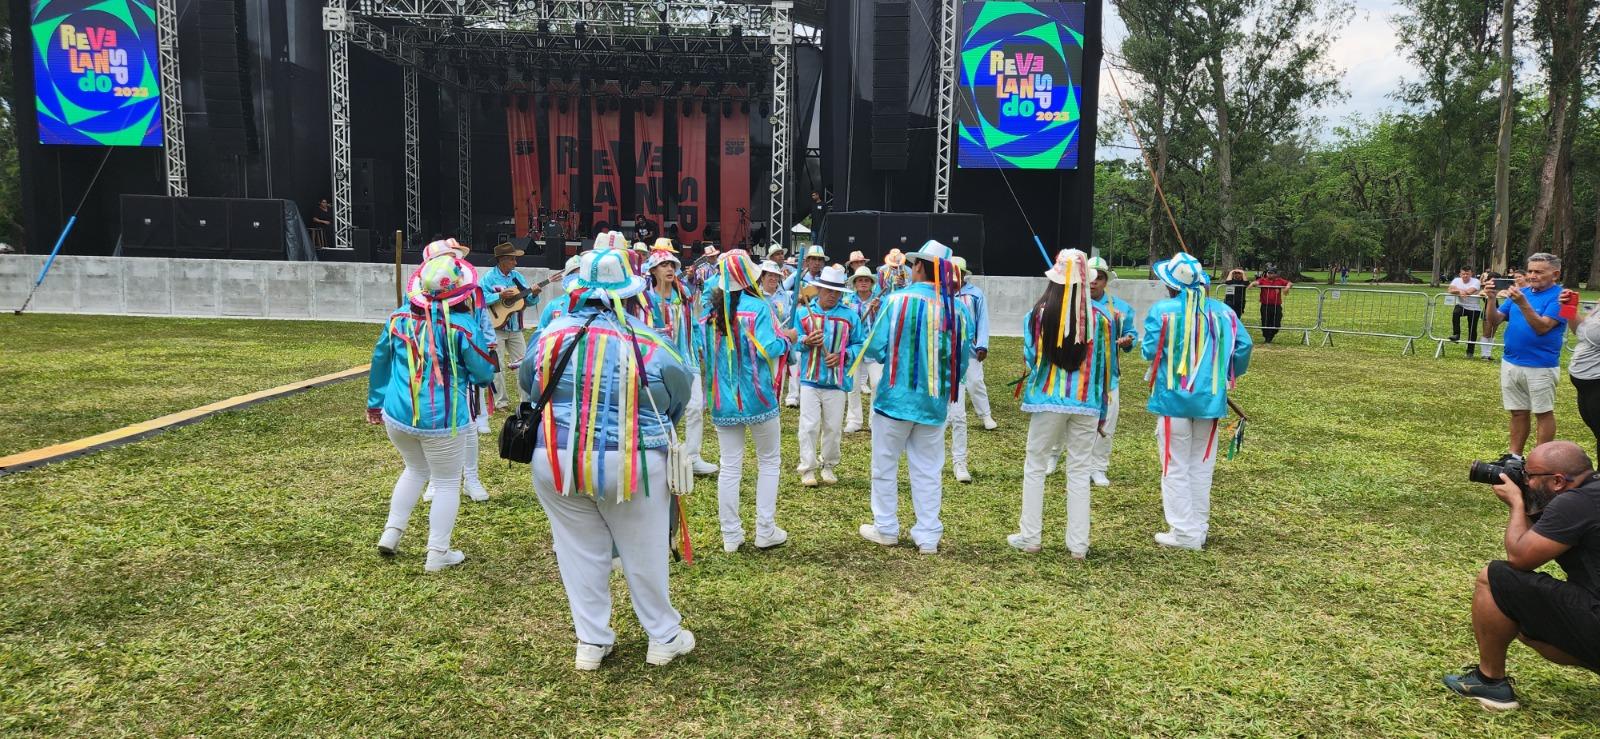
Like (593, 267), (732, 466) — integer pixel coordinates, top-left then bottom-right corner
(1447, 440), (1600, 710)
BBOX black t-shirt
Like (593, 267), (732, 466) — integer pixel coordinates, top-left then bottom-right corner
(1532, 478), (1600, 597)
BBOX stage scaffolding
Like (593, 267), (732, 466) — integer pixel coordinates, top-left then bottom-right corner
(322, 0), (799, 250)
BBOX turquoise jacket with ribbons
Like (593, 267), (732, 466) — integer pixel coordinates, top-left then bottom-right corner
(790, 300), (865, 392)
(1140, 293), (1253, 419)
(698, 288), (793, 426)
(368, 305), (498, 436)
(1093, 293), (1138, 390)
(1019, 303), (1115, 417)
(861, 282), (974, 426)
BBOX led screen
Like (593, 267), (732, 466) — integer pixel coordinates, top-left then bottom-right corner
(32, 0), (164, 146)
(957, 1), (1085, 169)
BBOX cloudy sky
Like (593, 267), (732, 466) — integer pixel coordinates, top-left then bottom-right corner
(1097, 0), (1415, 156)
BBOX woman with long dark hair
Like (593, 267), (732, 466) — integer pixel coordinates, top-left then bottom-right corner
(699, 250), (797, 553)
(368, 255), (498, 572)
(1008, 249), (1115, 560)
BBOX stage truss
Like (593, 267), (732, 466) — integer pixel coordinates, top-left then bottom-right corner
(325, 0), (799, 250)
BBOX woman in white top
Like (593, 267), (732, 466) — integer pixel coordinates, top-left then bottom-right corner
(1568, 298), (1600, 457)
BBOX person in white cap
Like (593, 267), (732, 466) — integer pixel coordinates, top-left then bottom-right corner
(945, 255), (994, 484)
(1143, 252), (1253, 551)
(1006, 249), (1114, 560)
(791, 264), (865, 486)
(843, 265), (882, 433)
(644, 248), (717, 476)
(1087, 255), (1137, 487)
(855, 240), (973, 555)
(519, 246), (697, 670)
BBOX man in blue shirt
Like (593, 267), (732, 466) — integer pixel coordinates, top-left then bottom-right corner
(480, 242), (543, 409)
(1485, 253), (1572, 459)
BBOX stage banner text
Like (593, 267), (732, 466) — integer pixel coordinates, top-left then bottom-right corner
(506, 101), (540, 238)
(32, 0), (165, 146)
(677, 105), (707, 244)
(956, 1), (1085, 169)
(633, 104), (666, 227)
(719, 108), (751, 249)
(547, 95), (580, 230)
(592, 104), (623, 230)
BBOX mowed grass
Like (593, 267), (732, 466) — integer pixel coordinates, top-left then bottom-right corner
(2, 316), (1600, 735)
(0, 314), (376, 456)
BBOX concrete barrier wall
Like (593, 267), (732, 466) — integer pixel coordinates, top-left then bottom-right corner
(1, 255), (1167, 338)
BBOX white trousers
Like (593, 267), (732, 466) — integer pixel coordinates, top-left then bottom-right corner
(963, 359), (992, 420)
(493, 327), (528, 407)
(869, 413), (946, 548)
(797, 385), (847, 472)
(1089, 387), (1120, 474)
(533, 449), (682, 646)
(717, 417), (783, 544)
(947, 389), (969, 466)
(1018, 412), (1098, 554)
(1157, 416), (1221, 547)
(785, 364), (801, 404)
(845, 360), (878, 428)
(384, 425), (465, 552)
(684, 370), (706, 462)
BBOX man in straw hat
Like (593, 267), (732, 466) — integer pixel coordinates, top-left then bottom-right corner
(480, 241), (542, 409)
(846, 250), (869, 274)
(791, 264), (865, 487)
(945, 256), (994, 484)
(855, 240), (974, 555)
(519, 246), (697, 669)
(1142, 252), (1253, 551)
(843, 265), (882, 433)
(877, 248), (911, 294)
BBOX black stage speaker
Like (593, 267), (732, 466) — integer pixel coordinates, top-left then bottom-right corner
(175, 197), (232, 254)
(196, 0), (255, 154)
(120, 195), (176, 250)
(872, 1), (910, 170)
(821, 211), (988, 274)
(228, 199), (284, 254)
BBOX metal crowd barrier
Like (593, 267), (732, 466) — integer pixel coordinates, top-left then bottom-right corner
(1316, 287), (1430, 355)
(1425, 292), (1500, 359)
(1211, 284), (1320, 345)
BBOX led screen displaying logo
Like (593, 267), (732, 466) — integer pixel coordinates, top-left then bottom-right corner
(32, 0), (164, 146)
(957, 1), (1084, 169)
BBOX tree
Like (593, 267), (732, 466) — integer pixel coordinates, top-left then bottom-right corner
(0, 25), (21, 249)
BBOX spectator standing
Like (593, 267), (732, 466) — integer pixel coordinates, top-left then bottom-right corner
(1484, 253), (1572, 460)
(1222, 269), (1249, 316)
(1569, 296), (1600, 459)
(1251, 267), (1292, 343)
(1448, 266), (1484, 356)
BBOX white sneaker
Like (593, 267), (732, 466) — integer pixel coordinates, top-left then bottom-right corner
(843, 423), (862, 434)
(1045, 456), (1059, 476)
(785, 398), (799, 408)
(723, 538), (743, 553)
(755, 528), (789, 550)
(1090, 471), (1111, 488)
(982, 416), (998, 430)
(376, 527), (404, 557)
(918, 543), (939, 555)
(692, 459), (719, 476)
(1070, 550), (1087, 561)
(422, 487), (434, 503)
(1006, 533), (1041, 553)
(1154, 532), (1202, 551)
(464, 478), (490, 502)
(800, 471), (818, 487)
(858, 523), (898, 546)
(953, 463), (972, 483)
(820, 468), (838, 485)
(646, 629), (696, 666)
(575, 643), (614, 671)
(424, 548), (467, 572)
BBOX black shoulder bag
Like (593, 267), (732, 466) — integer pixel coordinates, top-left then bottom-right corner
(499, 314), (600, 463)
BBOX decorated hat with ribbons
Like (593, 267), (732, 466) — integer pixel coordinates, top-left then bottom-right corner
(421, 238), (469, 262)
(643, 249), (681, 272)
(568, 248), (648, 300)
(406, 255), (480, 309)
(1155, 252), (1208, 292)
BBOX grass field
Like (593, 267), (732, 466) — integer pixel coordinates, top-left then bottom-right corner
(3, 315), (1600, 735)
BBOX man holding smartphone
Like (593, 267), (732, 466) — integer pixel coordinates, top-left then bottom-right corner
(1485, 254), (1572, 461)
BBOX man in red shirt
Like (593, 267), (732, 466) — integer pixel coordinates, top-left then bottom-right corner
(1252, 266), (1292, 343)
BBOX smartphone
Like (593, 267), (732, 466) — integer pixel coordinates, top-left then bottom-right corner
(1493, 278), (1514, 290)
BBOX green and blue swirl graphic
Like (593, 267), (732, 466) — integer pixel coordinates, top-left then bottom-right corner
(957, 1), (1084, 170)
(32, 0), (164, 146)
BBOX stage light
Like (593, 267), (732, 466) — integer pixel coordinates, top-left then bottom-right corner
(681, 99), (692, 118)
(610, 98), (621, 112)
(644, 99), (656, 116)
(701, 100), (711, 115)
(655, 1), (668, 12)
(721, 100), (733, 118)
(740, 101), (750, 115)
(558, 97), (569, 114)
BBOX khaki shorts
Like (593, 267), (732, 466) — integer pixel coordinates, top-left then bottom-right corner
(1501, 362), (1560, 414)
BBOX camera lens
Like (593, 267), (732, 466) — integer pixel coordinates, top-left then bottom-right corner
(1469, 460), (1504, 485)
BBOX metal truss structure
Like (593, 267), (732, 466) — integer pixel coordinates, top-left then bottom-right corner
(327, 1), (793, 250)
(457, 91), (473, 245)
(933, 0), (956, 214)
(156, 0), (187, 197)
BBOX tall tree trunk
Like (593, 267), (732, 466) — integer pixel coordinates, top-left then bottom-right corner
(1587, 188), (1600, 288)
(1491, 0), (1514, 272)
(1526, 89), (1571, 255)
(1430, 221), (1444, 287)
(1208, 48), (1236, 271)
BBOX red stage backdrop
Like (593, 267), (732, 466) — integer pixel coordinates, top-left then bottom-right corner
(634, 104), (666, 228)
(677, 105), (707, 244)
(720, 108), (751, 249)
(548, 95), (580, 229)
(506, 101), (540, 239)
(592, 104), (623, 231)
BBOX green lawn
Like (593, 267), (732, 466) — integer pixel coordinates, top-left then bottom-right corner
(0, 314), (376, 456)
(2, 316), (1599, 735)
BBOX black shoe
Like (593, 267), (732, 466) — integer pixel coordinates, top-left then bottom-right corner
(1444, 665), (1519, 711)
(1449, 334), (1460, 342)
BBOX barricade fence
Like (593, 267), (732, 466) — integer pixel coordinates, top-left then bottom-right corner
(1211, 283), (1319, 345)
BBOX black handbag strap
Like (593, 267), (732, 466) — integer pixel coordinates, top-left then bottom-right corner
(525, 312), (603, 420)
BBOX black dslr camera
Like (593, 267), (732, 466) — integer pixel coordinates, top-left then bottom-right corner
(1469, 457), (1553, 517)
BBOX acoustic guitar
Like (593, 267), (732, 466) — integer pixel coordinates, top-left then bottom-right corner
(488, 272), (564, 328)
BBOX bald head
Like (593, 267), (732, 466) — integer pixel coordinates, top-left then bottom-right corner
(1530, 441), (1594, 478)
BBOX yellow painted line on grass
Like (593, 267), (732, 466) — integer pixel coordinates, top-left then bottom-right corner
(0, 364), (372, 476)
